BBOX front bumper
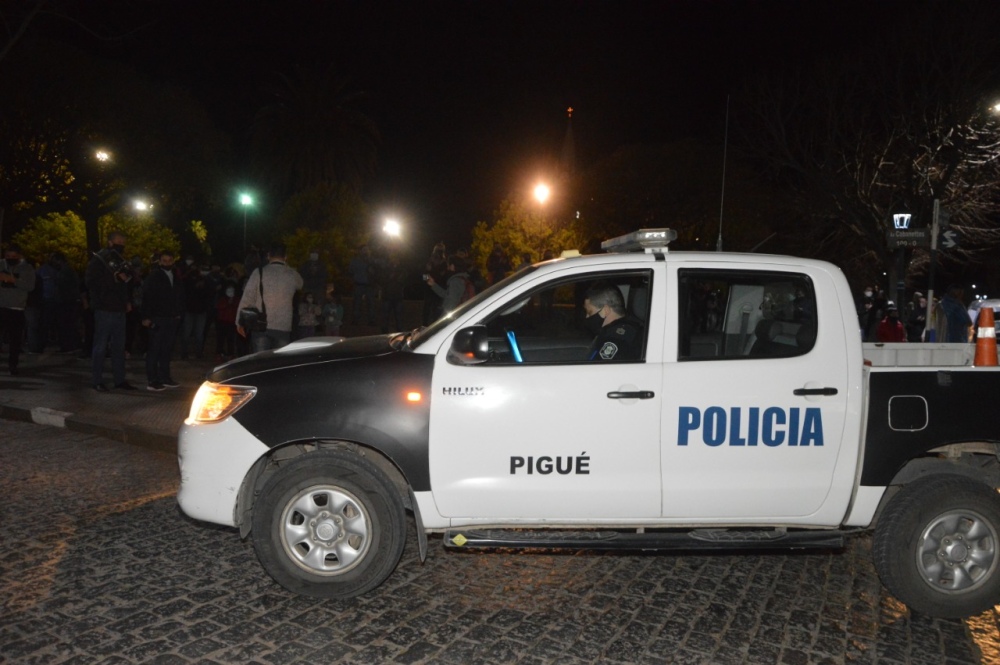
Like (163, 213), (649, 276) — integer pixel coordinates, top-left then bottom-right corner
(177, 417), (270, 526)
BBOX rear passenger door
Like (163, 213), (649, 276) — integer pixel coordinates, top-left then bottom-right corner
(660, 266), (850, 520)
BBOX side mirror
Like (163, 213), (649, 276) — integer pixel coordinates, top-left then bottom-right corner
(447, 325), (489, 365)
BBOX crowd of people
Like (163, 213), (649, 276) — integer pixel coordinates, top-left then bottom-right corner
(0, 234), (345, 388)
(0, 235), (547, 386)
(858, 283), (974, 343)
(3, 233), (992, 384)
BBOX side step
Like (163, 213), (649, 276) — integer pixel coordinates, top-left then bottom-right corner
(444, 527), (846, 552)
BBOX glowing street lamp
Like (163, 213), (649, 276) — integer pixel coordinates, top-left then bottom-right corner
(534, 183), (551, 205)
(240, 193), (253, 252)
(133, 199), (152, 212)
(95, 149), (111, 162)
(383, 218), (401, 238)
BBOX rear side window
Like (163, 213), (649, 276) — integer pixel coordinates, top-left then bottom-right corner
(678, 269), (817, 361)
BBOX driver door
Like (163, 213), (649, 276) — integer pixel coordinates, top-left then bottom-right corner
(428, 267), (664, 520)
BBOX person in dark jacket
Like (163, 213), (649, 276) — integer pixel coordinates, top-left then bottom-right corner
(85, 231), (136, 391)
(141, 250), (185, 391)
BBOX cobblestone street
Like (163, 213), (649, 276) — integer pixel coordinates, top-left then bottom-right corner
(2, 419), (999, 664)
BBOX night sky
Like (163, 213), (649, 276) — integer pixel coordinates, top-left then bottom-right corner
(63, 0), (908, 250)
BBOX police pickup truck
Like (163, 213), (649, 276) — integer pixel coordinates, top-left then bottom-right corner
(178, 229), (1000, 618)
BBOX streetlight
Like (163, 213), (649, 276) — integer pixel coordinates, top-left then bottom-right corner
(534, 183), (551, 204)
(86, 149), (113, 253)
(240, 193), (253, 253)
(383, 218), (401, 238)
(133, 199), (152, 212)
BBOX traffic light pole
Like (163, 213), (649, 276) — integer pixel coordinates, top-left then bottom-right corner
(924, 198), (940, 341)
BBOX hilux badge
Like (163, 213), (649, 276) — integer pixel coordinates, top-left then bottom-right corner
(442, 387), (485, 396)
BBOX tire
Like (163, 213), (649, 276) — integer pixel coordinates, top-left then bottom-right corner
(251, 450), (406, 598)
(873, 474), (1000, 618)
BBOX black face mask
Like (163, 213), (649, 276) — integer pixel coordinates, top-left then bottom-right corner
(585, 311), (605, 335)
(161, 264), (173, 271)
(111, 244), (126, 254)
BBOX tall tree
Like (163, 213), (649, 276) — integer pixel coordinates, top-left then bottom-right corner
(0, 39), (230, 250)
(251, 65), (379, 199)
(734, 2), (1000, 290)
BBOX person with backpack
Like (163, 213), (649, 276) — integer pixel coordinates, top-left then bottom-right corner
(426, 255), (475, 315)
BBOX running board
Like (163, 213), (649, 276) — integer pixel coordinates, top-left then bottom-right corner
(444, 528), (845, 552)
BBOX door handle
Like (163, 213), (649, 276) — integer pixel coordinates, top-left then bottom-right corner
(793, 387), (838, 396)
(607, 391), (655, 399)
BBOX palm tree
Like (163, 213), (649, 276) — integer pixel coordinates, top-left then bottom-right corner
(251, 65), (380, 198)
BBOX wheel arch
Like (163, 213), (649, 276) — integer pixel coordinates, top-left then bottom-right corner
(235, 439), (414, 539)
(869, 442), (1000, 528)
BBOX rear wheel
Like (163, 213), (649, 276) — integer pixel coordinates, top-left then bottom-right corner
(873, 474), (1000, 618)
(251, 450), (406, 598)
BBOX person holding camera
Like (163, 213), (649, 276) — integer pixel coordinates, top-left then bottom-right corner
(85, 231), (137, 392)
(237, 242), (303, 352)
(0, 243), (37, 376)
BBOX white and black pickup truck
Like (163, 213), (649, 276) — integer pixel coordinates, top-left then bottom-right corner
(177, 229), (1000, 618)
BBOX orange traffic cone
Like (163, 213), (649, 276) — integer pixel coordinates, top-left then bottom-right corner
(974, 306), (998, 367)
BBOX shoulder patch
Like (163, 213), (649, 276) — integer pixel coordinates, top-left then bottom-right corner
(599, 341), (619, 359)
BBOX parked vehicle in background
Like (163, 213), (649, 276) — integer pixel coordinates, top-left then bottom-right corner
(968, 298), (1000, 336)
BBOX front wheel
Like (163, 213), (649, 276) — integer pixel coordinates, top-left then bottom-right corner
(251, 450), (406, 598)
(873, 474), (1000, 618)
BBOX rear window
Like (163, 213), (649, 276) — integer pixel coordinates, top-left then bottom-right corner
(678, 269), (817, 361)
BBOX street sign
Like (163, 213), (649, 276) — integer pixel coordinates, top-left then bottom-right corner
(887, 228), (930, 249)
(939, 229), (960, 249)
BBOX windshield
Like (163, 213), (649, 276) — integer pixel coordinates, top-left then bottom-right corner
(408, 264), (541, 349)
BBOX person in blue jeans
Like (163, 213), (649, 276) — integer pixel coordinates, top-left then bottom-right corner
(84, 231), (137, 392)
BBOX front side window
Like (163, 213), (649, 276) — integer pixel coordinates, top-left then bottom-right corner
(481, 270), (652, 364)
(678, 269), (816, 361)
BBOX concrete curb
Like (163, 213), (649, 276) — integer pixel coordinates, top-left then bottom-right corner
(0, 403), (177, 456)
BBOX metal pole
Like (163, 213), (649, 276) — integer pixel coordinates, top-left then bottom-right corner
(716, 95), (730, 252)
(243, 207), (247, 254)
(924, 198), (940, 341)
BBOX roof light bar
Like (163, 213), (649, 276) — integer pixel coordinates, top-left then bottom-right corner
(601, 228), (678, 254)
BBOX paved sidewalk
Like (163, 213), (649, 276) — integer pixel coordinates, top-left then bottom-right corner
(0, 349), (218, 454)
(0, 322), (390, 454)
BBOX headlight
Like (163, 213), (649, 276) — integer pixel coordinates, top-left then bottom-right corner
(185, 382), (257, 424)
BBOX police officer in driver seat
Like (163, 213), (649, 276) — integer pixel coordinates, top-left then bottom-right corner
(583, 282), (643, 361)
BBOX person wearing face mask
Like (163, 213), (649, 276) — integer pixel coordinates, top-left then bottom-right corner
(141, 250), (185, 391)
(85, 231), (138, 391)
(876, 301), (907, 343)
(582, 282), (643, 361)
(0, 243), (37, 376)
(214, 281), (240, 361)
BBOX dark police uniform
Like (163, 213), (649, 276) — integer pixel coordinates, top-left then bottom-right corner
(588, 316), (643, 361)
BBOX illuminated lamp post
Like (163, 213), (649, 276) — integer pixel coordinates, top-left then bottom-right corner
(240, 193), (253, 253)
(383, 218), (402, 238)
(534, 183), (551, 205)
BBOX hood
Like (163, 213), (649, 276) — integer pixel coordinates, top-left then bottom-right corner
(209, 335), (399, 382)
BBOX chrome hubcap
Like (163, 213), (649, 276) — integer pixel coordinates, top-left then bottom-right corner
(279, 485), (372, 576)
(918, 509), (998, 593)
